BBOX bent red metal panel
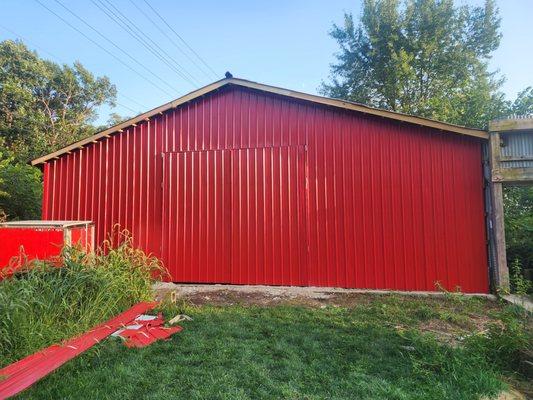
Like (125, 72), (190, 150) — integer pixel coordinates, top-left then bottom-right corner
(41, 86), (489, 292)
(0, 302), (157, 399)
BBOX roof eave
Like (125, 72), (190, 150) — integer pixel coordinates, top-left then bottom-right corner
(31, 77), (487, 166)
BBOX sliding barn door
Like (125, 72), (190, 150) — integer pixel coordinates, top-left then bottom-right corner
(161, 146), (308, 285)
(161, 150), (232, 283)
(230, 146), (308, 285)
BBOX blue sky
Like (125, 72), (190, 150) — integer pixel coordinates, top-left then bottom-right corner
(2, 0), (532, 124)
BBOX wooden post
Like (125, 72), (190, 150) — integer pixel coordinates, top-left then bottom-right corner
(490, 181), (509, 291)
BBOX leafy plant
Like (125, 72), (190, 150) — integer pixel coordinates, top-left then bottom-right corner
(322, 0), (533, 129)
(504, 186), (533, 280)
(464, 305), (532, 374)
(0, 155), (42, 220)
(509, 258), (532, 295)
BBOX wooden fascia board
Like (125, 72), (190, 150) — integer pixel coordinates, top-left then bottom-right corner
(31, 78), (487, 166)
(489, 119), (533, 132)
(231, 79), (487, 139)
(31, 79), (228, 166)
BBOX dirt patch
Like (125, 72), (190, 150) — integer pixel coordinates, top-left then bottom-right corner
(157, 288), (334, 307)
(417, 319), (468, 347)
(155, 284), (403, 308)
(154, 282), (495, 308)
(154, 283), (506, 347)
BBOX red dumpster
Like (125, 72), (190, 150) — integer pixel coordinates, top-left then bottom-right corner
(0, 221), (94, 276)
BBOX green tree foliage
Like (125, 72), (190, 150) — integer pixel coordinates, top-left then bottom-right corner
(0, 40), (116, 220)
(0, 40), (116, 163)
(0, 159), (42, 220)
(503, 186), (533, 274)
(0, 141), (9, 214)
(321, 0), (533, 129)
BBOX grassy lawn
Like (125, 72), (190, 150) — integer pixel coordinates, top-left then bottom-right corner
(15, 292), (531, 400)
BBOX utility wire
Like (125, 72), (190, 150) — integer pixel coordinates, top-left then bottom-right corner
(118, 93), (146, 110)
(91, 0), (200, 87)
(100, 0), (202, 86)
(4, 17), (152, 117)
(115, 101), (138, 114)
(141, 0), (219, 79)
(34, 0), (175, 98)
(91, 0), (195, 86)
(52, 0), (181, 95)
(127, 0), (213, 81)
(0, 23), (147, 114)
(0, 24), (63, 63)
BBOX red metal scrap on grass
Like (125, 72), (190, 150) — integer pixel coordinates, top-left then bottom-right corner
(0, 302), (158, 399)
(117, 313), (182, 348)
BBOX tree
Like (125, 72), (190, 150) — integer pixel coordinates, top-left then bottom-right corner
(510, 87), (533, 116)
(0, 40), (117, 220)
(320, 0), (528, 129)
(0, 40), (117, 162)
(504, 186), (533, 283)
(0, 161), (42, 220)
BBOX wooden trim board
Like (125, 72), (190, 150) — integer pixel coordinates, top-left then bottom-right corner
(32, 77), (488, 166)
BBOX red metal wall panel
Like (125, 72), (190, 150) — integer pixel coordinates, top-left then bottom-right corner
(161, 150), (232, 283)
(41, 86), (489, 293)
(0, 223), (94, 276)
(161, 146), (307, 285)
(0, 228), (64, 268)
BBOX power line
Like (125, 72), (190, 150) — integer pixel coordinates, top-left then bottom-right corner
(0, 24), (63, 63)
(141, 0), (219, 79)
(0, 23), (148, 112)
(34, 0), (175, 98)
(127, 0), (214, 81)
(91, 0), (200, 87)
(115, 101), (138, 114)
(100, 0), (202, 86)
(0, 23), (148, 118)
(52, 0), (181, 95)
(91, 0), (196, 87)
(118, 93), (146, 110)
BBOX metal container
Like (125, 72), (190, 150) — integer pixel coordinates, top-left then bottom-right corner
(0, 221), (94, 273)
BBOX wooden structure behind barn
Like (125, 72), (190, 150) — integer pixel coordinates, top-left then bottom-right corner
(488, 117), (533, 290)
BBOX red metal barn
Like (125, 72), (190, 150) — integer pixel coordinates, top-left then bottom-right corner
(32, 78), (490, 293)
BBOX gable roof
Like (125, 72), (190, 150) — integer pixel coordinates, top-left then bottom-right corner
(31, 77), (488, 166)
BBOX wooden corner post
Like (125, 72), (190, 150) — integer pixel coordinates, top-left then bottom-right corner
(489, 179), (509, 290)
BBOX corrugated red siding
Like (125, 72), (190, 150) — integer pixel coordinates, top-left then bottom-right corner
(161, 146), (308, 285)
(42, 86), (489, 293)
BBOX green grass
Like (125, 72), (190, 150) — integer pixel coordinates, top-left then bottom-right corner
(15, 295), (530, 400)
(0, 238), (164, 367)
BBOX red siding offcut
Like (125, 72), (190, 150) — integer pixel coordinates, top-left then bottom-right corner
(41, 86), (489, 293)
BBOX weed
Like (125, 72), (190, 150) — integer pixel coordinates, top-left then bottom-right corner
(0, 235), (163, 367)
(464, 304), (532, 374)
(510, 258), (532, 295)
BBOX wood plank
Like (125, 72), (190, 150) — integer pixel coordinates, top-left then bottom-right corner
(32, 78), (488, 166)
(489, 118), (533, 132)
(490, 182), (509, 291)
